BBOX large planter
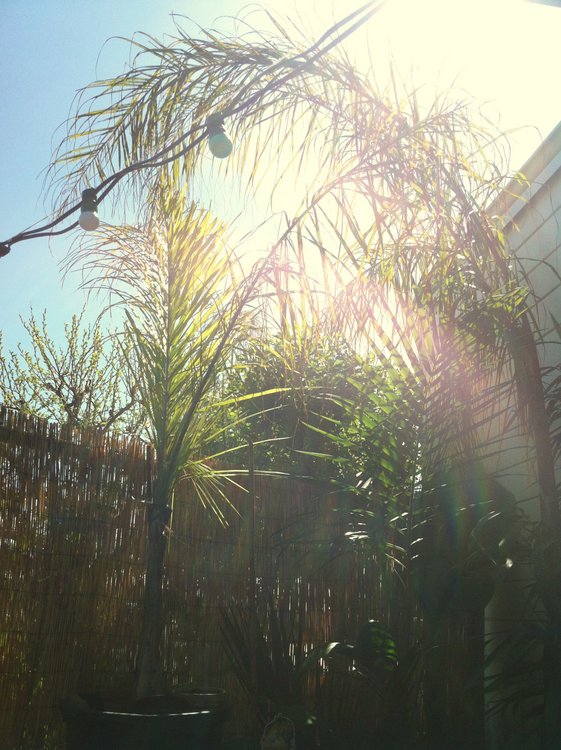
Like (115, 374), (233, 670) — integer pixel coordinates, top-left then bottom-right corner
(62, 692), (229, 750)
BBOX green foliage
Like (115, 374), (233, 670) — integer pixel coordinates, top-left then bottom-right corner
(0, 308), (142, 433)
(301, 620), (424, 750)
(220, 601), (314, 732)
(302, 619), (398, 678)
(65, 176), (264, 514)
(217, 334), (374, 471)
(217, 325), (421, 500)
(221, 607), (417, 749)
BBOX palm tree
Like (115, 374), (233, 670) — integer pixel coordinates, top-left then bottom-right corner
(66, 175), (267, 697)
(52, 4), (559, 742)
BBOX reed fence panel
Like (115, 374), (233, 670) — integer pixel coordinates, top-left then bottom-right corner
(0, 406), (485, 748)
(0, 408), (384, 748)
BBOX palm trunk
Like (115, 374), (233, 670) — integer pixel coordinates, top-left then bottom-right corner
(135, 499), (170, 698)
(509, 317), (561, 748)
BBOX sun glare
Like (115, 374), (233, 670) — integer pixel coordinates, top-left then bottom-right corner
(194, 0), (560, 331)
(257, 0), (559, 167)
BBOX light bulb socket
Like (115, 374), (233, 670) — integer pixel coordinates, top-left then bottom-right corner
(205, 113), (227, 138)
(79, 188), (100, 230)
(205, 113), (233, 158)
(80, 188), (98, 213)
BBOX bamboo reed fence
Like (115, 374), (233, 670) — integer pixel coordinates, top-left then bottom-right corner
(0, 406), (485, 749)
(0, 407), (152, 748)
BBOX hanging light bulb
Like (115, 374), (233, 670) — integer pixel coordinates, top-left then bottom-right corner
(206, 114), (233, 159)
(79, 188), (100, 231)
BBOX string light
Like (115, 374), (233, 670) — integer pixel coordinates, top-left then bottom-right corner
(78, 188), (100, 231)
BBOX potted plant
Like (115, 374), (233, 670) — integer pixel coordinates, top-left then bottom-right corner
(61, 178), (267, 748)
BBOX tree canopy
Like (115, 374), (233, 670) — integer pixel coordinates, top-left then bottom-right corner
(0, 308), (142, 433)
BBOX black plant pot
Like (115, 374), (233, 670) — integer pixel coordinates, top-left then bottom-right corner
(180, 687), (230, 746)
(62, 693), (229, 750)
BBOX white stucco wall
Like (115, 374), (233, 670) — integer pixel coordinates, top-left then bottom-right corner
(482, 122), (561, 508)
(497, 122), (561, 361)
(484, 121), (561, 750)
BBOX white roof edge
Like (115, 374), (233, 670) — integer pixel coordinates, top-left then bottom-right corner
(488, 120), (561, 225)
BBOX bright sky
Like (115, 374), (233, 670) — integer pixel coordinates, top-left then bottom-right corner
(1, 0), (560, 352)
